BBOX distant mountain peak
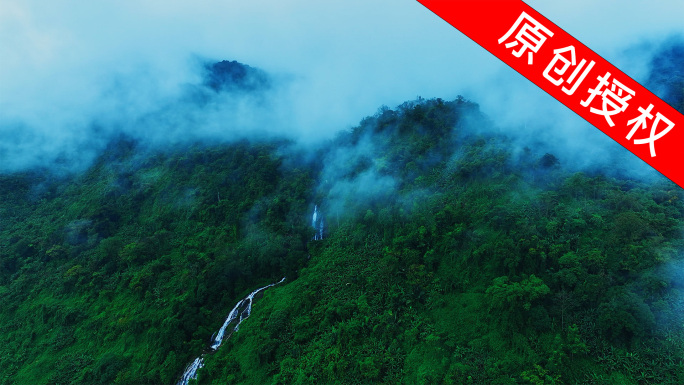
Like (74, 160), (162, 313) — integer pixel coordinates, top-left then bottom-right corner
(203, 60), (270, 92)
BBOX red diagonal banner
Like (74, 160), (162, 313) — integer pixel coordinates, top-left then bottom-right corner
(417, 0), (684, 189)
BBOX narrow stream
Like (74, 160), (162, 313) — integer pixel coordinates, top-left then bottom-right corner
(177, 206), (322, 384)
(313, 204), (324, 240)
(176, 277), (286, 385)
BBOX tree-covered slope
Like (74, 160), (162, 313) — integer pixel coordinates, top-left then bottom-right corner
(1, 89), (683, 384)
(196, 98), (684, 385)
(0, 138), (314, 384)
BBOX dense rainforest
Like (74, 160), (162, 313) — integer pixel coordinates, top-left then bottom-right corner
(1, 48), (683, 384)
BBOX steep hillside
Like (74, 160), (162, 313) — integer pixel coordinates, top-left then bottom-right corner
(0, 138), (314, 384)
(195, 97), (684, 385)
(1, 95), (682, 385)
(1, 49), (684, 383)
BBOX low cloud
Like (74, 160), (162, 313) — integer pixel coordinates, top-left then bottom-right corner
(0, 0), (683, 177)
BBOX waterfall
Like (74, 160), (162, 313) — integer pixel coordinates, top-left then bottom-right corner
(177, 357), (204, 385)
(312, 205), (324, 240)
(312, 205), (318, 228)
(176, 277), (285, 385)
(210, 277), (286, 350)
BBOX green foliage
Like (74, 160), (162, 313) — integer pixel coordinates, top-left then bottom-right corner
(0, 140), (313, 384)
(1, 97), (683, 385)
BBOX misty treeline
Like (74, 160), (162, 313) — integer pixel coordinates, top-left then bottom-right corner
(0, 136), (313, 384)
(193, 97), (684, 385)
(0, 95), (682, 385)
(0, 44), (683, 384)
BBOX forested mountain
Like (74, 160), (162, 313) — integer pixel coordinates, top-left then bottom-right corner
(0, 54), (683, 384)
(194, 97), (684, 385)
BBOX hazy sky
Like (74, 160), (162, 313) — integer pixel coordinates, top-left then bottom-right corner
(1, 0), (683, 171)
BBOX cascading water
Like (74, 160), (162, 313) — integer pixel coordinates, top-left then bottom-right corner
(210, 277), (286, 350)
(312, 205), (318, 228)
(177, 358), (204, 385)
(312, 205), (324, 240)
(176, 277), (285, 385)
